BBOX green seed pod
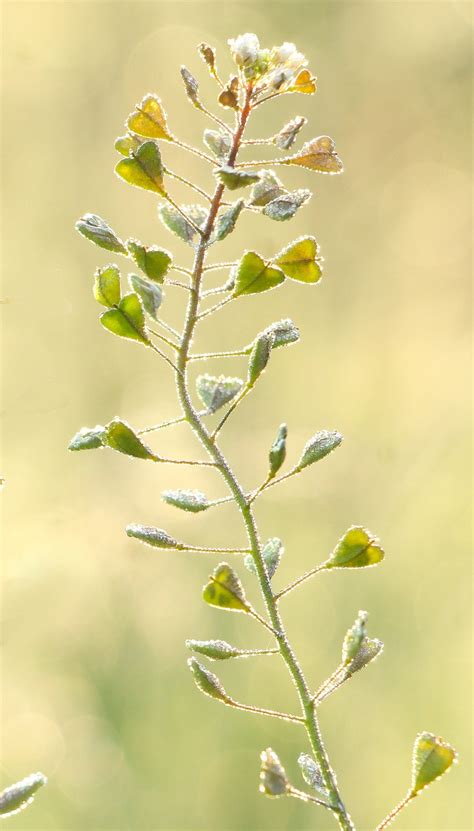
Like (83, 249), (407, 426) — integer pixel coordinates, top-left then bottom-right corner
(248, 331), (273, 388)
(187, 657), (229, 702)
(269, 423), (287, 477)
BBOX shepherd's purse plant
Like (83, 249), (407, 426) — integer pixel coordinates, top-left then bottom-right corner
(70, 33), (457, 830)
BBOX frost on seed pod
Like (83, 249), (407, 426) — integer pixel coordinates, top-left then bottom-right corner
(0, 772), (47, 818)
(259, 748), (289, 797)
(162, 489), (210, 513)
(269, 424), (287, 477)
(187, 657), (229, 702)
(125, 523), (181, 549)
(186, 639), (248, 661)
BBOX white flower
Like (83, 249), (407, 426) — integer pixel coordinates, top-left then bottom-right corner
(228, 33), (260, 68)
(271, 42), (307, 70)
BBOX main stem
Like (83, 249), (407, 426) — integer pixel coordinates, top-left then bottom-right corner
(175, 86), (354, 831)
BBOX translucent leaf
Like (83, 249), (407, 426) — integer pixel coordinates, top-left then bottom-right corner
(298, 754), (333, 803)
(263, 189), (311, 221)
(275, 236), (322, 283)
(126, 239), (171, 283)
(68, 425), (106, 452)
(75, 213), (127, 254)
(245, 538), (283, 580)
(259, 748), (289, 797)
(203, 562), (250, 612)
(346, 636), (383, 674)
(159, 203), (207, 245)
(326, 526), (384, 569)
(104, 418), (157, 460)
(126, 94), (173, 141)
(100, 292), (150, 345)
(0, 772), (47, 818)
(128, 274), (163, 318)
(162, 489), (209, 513)
(186, 639), (249, 661)
(233, 251), (285, 297)
(114, 132), (144, 156)
(115, 140), (166, 195)
(196, 374), (244, 413)
(274, 116), (307, 150)
(249, 171), (286, 206)
(218, 77), (239, 110)
(342, 610), (368, 664)
(297, 429), (343, 470)
(203, 129), (232, 162)
(180, 66), (200, 106)
(281, 136), (343, 174)
(411, 733), (457, 795)
(125, 523), (181, 549)
(263, 318), (300, 349)
(93, 264), (121, 307)
(187, 657), (229, 702)
(215, 199), (244, 241)
(216, 166), (260, 191)
(269, 424), (287, 477)
(289, 69), (317, 94)
(248, 331), (273, 387)
(198, 42), (217, 76)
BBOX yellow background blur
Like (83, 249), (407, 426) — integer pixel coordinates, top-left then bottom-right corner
(1, 2), (471, 829)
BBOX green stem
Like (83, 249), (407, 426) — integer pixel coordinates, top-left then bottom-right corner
(375, 792), (416, 831)
(173, 84), (354, 831)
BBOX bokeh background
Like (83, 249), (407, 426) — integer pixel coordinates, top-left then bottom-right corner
(1, 2), (472, 829)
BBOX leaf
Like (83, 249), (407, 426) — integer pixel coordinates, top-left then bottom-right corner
(0, 772), (47, 819)
(180, 66), (200, 106)
(126, 94), (173, 141)
(248, 331), (273, 387)
(75, 213), (127, 254)
(186, 639), (250, 661)
(346, 636), (383, 674)
(126, 239), (171, 283)
(115, 140), (166, 195)
(289, 69), (317, 94)
(126, 523), (181, 549)
(245, 538), (283, 580)
(162, 489), (209, 513)
(274, 116), (307, 150)
(275, 236), (322, 282)
(326, 526), (384, 569)
(215, 199), (245, 241)
(196, 374), (244, 413)
(203, 129), (232, 162)
(233, 251), (285, 297)
(114, 132), (144, 156)
(68, 425), (106, 452)
(104, 418), (157, 460)
(216, 166), (261, 191)
(159, 203), (207, 245)
(269, 424), (287, 477)
(187, 657), (229, 702)
(298, 754), (334, 804)
(263, 319), (300, 350)
(203, 562), (250, 612)
(342, 610), (368, 664)
(411, 733), (457, 795)
(93, 264), (121, 307)
(100, 292), (150, 345)
(249, 171), (286, 206)
(259, 748), (289, 797)
(198, 42), (217, 76)
(128, 274), (163, 318)
(296, 429), (343, 470)
(281, 136), (343, 174)
(263, 189), (311, 221)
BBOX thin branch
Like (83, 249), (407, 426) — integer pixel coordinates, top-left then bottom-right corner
(225, 698), (305, 725)
(164, 279), (191, 291)
(138, 414), (187, 435)
(200, 285), (231, 298)
(210, 385), (250, 441)
(149, 342), (181, 374)
(203, 262), (236, 273)
(149, 328), (180, 351)
(180, 545), (252, 554)
(197, 295), (234, 321)
(375, 793), (416, 831)
(165, 195), (205, 237)
(170, 265), (193, 277)
(207, 495), (235, 508)
(249, 467), (300, 501)
(275, 564), (327, 602)
(288, 786), (332, 809)
(241, 137), (274, 145)
(312, 665), (347, 705)
(247, 607), (281, 637)
(187, 347), (248, 362)
(156, 456), (218, 467)
(154, 317), (181, 340)
(166, 168), (214, 202)
(173, 137), (217, 166)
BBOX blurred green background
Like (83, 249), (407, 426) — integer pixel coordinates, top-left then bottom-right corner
(1, 1), (471, 829)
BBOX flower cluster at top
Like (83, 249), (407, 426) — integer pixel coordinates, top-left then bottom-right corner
(228, 33), (316, 97)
